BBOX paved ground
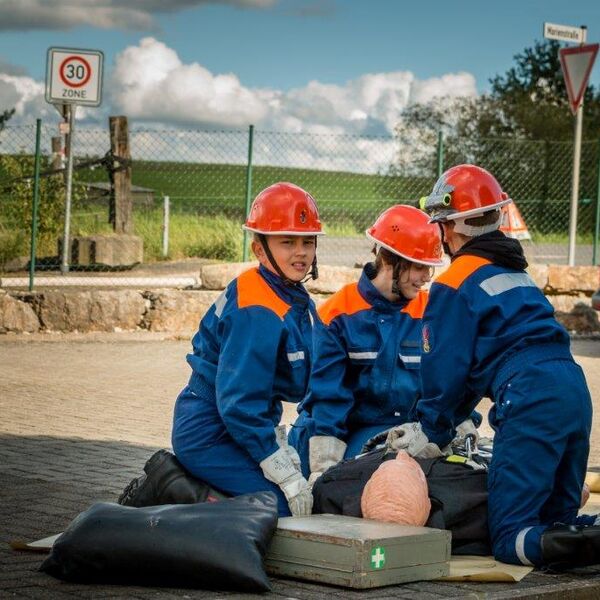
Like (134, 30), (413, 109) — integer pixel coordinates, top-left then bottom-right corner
(2, 332), (600, 598)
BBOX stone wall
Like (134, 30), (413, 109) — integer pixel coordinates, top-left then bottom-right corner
(0, 263), (598, 335)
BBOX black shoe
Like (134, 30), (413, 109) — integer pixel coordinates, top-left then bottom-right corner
(118, 449), (225, 507)
(541, 524), (600, 570)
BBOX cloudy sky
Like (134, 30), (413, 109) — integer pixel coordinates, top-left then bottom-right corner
(0, 0), (598, 139)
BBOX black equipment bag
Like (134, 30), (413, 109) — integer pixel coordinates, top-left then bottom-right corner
(40, 492), (278, 592)
(312, 449), (490, 556)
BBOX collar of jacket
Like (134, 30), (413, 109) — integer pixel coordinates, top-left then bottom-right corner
(358, 263), (409, 314)
(257, 264), (310, 308)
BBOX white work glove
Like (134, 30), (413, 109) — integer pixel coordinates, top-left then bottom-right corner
(274, 424), (302, 471)
(308, 435), (347, 486)
(385, 422), (446, 458)
(260, 447), (313, 516)
(454, 418), (479, 444)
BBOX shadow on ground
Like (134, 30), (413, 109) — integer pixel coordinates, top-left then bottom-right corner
(3, 434), (600, 599)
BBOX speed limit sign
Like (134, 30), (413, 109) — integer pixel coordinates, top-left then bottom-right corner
(45, 47), (104, 106)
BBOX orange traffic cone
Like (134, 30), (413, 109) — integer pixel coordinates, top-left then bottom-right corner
(500, 202), (531, 240)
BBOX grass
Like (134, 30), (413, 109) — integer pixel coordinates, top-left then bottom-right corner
(1, 159), (599, 268)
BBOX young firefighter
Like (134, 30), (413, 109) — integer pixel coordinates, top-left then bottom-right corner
(390, 164), (600, 569)
(171, 182), (324, 517)
(288, 205), (447, 482)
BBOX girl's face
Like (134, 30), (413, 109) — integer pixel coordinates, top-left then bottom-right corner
(252, 235), (316, 282)
(396, 262), (433, 299)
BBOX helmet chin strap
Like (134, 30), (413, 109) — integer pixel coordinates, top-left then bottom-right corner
(258, 234), (319, 287)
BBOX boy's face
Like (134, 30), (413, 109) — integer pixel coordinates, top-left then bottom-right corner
(252, 235), (317, 282)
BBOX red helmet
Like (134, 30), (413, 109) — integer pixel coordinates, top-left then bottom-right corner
(243, 182), (324, 236)
(420, 164), (511, 223)
(366, 205), (444, 267)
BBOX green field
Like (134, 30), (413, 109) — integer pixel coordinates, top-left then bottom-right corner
(1, 159), (598, 268)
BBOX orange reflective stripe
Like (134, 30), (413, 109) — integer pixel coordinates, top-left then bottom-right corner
(318, 283), (372, 326)
(401, 290), (428, 319)
(435, 256), (491, 290)
(236, 268), (290, 320)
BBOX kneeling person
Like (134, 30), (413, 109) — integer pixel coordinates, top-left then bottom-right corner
(171, 182), (324, 517)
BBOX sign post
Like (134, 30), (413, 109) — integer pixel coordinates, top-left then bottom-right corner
(558, 42), (598, 265)
(45, 47), (103, 273)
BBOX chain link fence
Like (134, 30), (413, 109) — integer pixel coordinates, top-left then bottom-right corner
(0, 123), (599, 288)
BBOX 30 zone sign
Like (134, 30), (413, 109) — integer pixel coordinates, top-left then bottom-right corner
(45, 47), (104, 106)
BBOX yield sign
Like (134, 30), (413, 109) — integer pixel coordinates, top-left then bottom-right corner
(559, 43), (599, 114)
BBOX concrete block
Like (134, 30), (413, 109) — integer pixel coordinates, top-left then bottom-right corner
(305, 265), (362, 294)
(38, 290), (145, 332)
(0, 291), (40, 333)
(200, 262), (258, 290)
(143, 289), (221, 334)
(63, 235), (144, 268)
(547, 265), (598, 294)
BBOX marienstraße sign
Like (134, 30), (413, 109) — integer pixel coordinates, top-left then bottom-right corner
(543, 22), (587, 44)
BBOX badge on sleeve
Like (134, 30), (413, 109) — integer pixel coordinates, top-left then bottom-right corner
(422, 324), (432, 353)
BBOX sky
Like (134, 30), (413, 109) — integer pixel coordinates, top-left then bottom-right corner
(0, 0), (599, 139)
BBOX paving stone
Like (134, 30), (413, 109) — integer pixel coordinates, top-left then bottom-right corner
(2, 334), (600, 598)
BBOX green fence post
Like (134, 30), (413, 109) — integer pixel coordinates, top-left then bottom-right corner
(28, 119), (42, 292)
(242, 124), (254, 262)
(436, 131), (444, 177)
(593, 138), (600, 266)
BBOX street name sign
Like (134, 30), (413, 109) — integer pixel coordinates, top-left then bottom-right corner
(544, 22), (587, 44)
(45, 47), (104, 106)
(559, 43), (599, 114)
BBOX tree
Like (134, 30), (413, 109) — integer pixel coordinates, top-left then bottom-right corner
(395, 40), (600, 170)
(0, 107), (15, 134)
(391, 40), (600, 232)
(487, 40), (600, 140)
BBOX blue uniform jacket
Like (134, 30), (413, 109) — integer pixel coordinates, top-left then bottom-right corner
(180, 265), (317, 464)
(297, 265), (428, 440)
(415, 255), (570, 447)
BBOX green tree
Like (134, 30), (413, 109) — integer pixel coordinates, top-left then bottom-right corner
(0, 107), (15, 133)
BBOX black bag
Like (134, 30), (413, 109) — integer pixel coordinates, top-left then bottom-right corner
(40, 492), (278, 592)
(312, 449), (490, 556)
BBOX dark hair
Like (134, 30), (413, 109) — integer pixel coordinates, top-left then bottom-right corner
(373, 246), (410, 274)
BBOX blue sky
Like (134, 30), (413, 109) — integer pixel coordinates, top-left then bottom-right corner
(0, 0), (598, 134)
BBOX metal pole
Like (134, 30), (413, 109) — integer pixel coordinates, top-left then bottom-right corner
(162, 195), (170, 258)
(60, 104), (76, 274)
(28, 119), (42, 292)
(436, 130), (444, 177)
(593, 138), (600, 266)
(567, 102), (583, 266)
(242, 124), (254, 262)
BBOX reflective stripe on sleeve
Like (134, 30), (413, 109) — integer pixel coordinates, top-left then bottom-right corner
(480, 272), (536, 296)
(348, 351), (378, 360)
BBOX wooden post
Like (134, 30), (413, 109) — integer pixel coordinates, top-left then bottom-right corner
(108, 115), (133, 234)
(51, 136), (63, 172)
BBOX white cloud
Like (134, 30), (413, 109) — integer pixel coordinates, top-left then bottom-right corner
(111, 37), (477, 139)
(0, 0), (277, 32)
(0, 37), (477, 173)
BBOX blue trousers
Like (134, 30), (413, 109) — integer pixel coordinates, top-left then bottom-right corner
(487, 356), (593, 566)
(172, 388), (290, 517)
(288, 413), (392, 478)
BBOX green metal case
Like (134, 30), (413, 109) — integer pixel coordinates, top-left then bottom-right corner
(265, 514), (451, 589)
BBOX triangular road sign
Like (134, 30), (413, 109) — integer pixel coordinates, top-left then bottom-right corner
(500, 202), (531, 240)
(559, 43), (599, 115)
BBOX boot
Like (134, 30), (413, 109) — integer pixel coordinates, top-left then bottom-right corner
(118, 449), (227, 507)
(541, 524), (600, 570)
